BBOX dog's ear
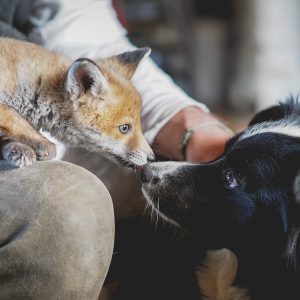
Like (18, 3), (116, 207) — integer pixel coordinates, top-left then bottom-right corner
(249, 97), (300, 126)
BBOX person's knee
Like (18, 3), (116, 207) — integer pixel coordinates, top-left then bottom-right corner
(0, 160), (114, 299)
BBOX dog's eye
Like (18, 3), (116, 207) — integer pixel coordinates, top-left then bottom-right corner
(119, 124), (131, 134)
(222, 170), (240, 189)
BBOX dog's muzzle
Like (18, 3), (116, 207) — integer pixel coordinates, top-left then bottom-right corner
(140, 161), (186, 185)
(140, 164), (157, 183)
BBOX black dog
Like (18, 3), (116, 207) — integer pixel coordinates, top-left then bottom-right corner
(141, 99), (300, 300)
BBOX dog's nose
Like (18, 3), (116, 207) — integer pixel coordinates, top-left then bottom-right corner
(140, 164), (159, 183)
(147, 153), (155, 163)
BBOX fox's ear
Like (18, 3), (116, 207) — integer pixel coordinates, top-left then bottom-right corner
(65, 58), (108, 100)
(111, 47), (151, 79)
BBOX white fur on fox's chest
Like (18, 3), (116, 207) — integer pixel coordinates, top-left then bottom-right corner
(40, 130), (66, 160)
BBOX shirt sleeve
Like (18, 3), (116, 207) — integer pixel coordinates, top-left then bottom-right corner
(42, 0), (209, 144)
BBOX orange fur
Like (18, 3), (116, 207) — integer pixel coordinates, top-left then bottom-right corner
(0, 38), (152, 165)
(0, 103), (55, 157)
(76, 60), (146, 152)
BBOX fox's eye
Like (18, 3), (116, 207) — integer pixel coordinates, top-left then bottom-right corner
(119, 124), (131, 134)
(222, 169), (241, 189)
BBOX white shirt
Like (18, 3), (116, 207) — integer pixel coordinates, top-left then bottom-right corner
(42, 0), (208, 144)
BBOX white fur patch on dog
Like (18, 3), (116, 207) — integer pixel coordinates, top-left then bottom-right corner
(240, 119), (300, 141)
(196, 249), (250, 300)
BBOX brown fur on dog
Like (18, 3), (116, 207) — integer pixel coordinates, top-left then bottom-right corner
(197, 249), (250, 300)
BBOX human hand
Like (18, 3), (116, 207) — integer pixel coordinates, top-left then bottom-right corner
(154, 106), (233, 163)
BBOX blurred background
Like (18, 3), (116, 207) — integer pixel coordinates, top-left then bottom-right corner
(113, 0), (300, 128)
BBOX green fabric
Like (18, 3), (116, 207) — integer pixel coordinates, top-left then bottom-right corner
(0, 160), (114, 299)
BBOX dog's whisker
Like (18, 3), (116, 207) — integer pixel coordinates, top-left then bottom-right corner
(155, 199), (160, 229)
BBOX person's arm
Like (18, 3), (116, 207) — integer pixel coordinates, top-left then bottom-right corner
(43, 0), (232, 162)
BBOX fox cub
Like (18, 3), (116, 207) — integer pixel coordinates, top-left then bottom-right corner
(0, 38), (154, 167)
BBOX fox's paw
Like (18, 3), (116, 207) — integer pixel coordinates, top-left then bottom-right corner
(2, 142), (37, 167)
(32, 140), (56, 161)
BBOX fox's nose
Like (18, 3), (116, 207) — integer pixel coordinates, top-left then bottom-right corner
(140, 164), (160, 183)
(147, 153), (155, 163)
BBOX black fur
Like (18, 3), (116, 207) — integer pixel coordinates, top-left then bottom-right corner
(141, 98), (300, 299)
(249, 96), (300, 126)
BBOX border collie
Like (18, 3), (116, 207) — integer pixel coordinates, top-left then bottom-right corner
(141, 99), (300, 300)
